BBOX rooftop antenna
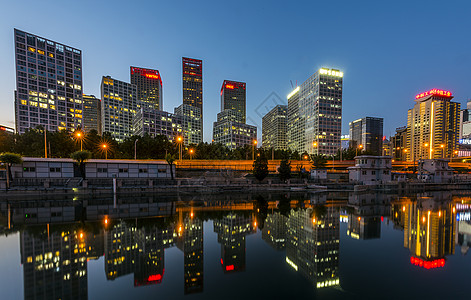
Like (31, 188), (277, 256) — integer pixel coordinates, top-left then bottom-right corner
(290, 80), (294, 89)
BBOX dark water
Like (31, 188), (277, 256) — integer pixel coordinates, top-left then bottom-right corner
(1, 191), (470, 299)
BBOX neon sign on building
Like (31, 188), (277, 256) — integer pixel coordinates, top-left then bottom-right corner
(415, 89), (452, 99)
(410, 257), (445, 269)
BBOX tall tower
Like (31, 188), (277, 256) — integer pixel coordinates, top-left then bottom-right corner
(130, 66), (162, 111)
(82, 95), (101, 134)
(287, 68), (343, 155)
(406, 89), (460, 161)
(100, 76), (138, 142)
(262, 105), (288, 150)
(221, 80), (246, 123)
(182, 57), (203, 116)
(14, 29), (83, 134)
(349, 117), (384, 155)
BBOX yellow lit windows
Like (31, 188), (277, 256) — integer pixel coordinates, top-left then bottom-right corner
(39, 103), (47, 109)
(48, 53), (54, 58)
(37, 50), (45, 55)
(28, 47), (36, 52)
(21, 100), (27, 105)
(50, 105), (56, 110)
(29, 101), (38, 107)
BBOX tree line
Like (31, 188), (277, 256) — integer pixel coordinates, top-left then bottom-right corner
(0, 127), (369, 160)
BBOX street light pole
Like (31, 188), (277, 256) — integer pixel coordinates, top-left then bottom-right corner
(252, 140), (257, 160)
(134, 139), (139, 160)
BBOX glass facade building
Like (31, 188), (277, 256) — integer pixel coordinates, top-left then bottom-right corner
(220, 80), (246, 123)
(262, 105), (288, 150)
(287, 68), (343, 155)
(130, 66), (162, 111)
(100, 76), (138, 142)
(82, 94), (101, 134)
(349, 117), (384, 156)
(14, 29), (83, 134)
(182, 57), (203, 116)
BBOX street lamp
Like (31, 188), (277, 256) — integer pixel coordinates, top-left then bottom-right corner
(102, 143), (108, 159)
(356, 144), (363, 156)
(75, 131), (84, 151)
(313, 141), (318, 154)
(252, 139), (258, 160)
(423, 143), (429, 159)
(189, 148), (194, 160)
(440, 144), (445, 159)
(176, 136), (183, 161)
(134, 139), (139, 160)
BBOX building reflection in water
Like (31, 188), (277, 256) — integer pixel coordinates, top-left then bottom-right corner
(176, 214), (204, 294)
(456, 202), (471, 255)
(262, 212), (287, 250)
(391, 192), (456, 269)
(214, 212), (256, 273)
(104, 219), (174, 285)
(346, 193), (391, 240)
(20, 227), (88, 300)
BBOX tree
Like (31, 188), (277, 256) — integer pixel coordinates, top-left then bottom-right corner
(165, 153), (176, 180)
(253, 154), (269, 182)
(0, 152), (23, 189)
(310, 154), (327, 169)
(278, 159), (291, 182)
(71, 150), (92, 179)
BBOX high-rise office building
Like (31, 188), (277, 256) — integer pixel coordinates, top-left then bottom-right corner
(212, 110), (257, 149)
(14, 29), (83, 134)
(349, 117), (384, 155)
(130, 66), (162, 111)
(100, 76), (138, 142)
(287, 68), (343, 155)
(221, 80), (246, 123)
(406, 89), (460, 161)
(133, 104), (202, 145)
(391, 126), (408, 161)
(182, 57), (203, 115)
(82, 94), (101, 133)
(262, 105), (288, 150)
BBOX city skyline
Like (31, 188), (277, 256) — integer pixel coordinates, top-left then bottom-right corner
(1, 1), (470, 142)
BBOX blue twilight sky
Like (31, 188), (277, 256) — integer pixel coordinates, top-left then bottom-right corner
(0, 0), (470, 142)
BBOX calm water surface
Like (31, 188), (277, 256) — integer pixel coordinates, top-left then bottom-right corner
(0, 191), (470, 299)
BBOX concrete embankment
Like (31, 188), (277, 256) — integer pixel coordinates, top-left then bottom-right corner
(1, 177), (471, 198)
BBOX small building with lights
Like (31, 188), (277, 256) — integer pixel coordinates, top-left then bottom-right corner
(348, 155), (392, 185)
(417, 159), (453, 183)
(10, 158), (173, 179)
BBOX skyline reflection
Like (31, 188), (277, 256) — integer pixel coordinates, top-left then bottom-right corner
(1, 191), (470, 299)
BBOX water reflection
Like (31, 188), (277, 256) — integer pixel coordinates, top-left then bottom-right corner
(1, 191), (469, 299)
(391, 192), (456, 269)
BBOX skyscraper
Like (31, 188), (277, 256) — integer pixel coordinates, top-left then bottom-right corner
(406, 89), (460, 161)
(349, 117), (384, 155)
(14, 29), (83, 134)
(262, 105), (288, 150)
(213, 80), (256, 149)
(82, 94), (101, 134)
(221, 80), (246, 123)
(287, 68), (343, 155)
(182, 57), (203, 115)
(212, 110), (257, 149)
(130, 66), (162, 111)
(100, 76), (138, 142)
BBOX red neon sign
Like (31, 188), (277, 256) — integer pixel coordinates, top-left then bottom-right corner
(410, 257), (445, 269)
(415, 89), (452, 99)
(145, 73), (160, 80)
(225, 265), (234, 271)
(147, 274), (162, 282)
(225, 84), (234, 89)
(221, 258), (223, 265)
